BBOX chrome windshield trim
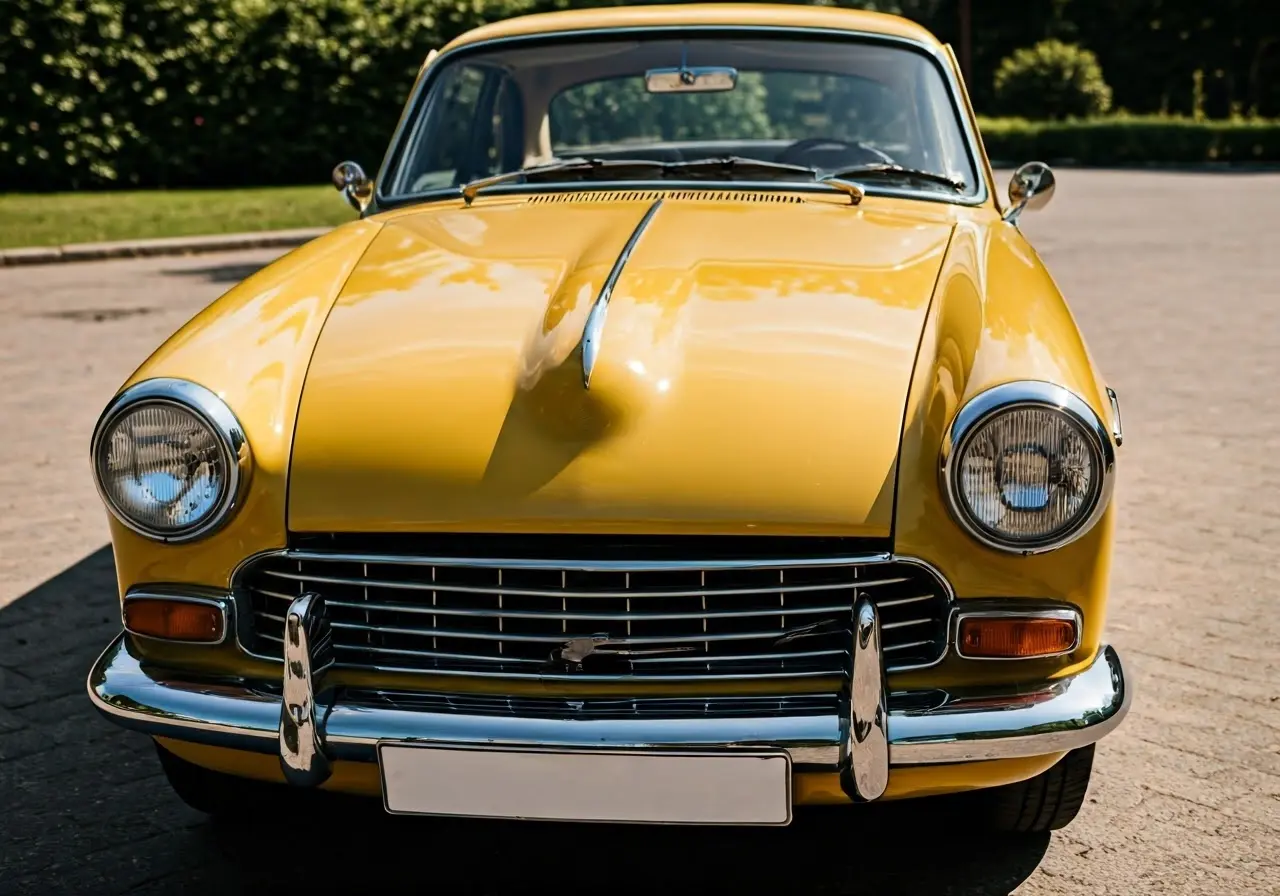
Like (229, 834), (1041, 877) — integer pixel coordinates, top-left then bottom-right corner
(582, 198), (663, 388)
(383, 179), (973, 209)
(374, 25), (990, 211)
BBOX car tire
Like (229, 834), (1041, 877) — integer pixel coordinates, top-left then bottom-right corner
(981, 744), (1096, 832)
(154, 741), (283, 818)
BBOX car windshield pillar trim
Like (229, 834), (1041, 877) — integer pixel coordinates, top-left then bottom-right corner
(582, 198), (663, 388)
(372, 25), (991, 211)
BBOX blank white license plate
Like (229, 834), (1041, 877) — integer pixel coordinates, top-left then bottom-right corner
(377, 743), (792, 826)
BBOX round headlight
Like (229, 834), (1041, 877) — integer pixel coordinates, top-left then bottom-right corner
(91, 379), (250, 542)
(942, 382), (1115, 554)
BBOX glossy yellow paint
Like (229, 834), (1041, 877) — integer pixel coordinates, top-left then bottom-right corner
(157, 738), (1063, 805)
(440, 3), (945, 55)
(106, 220), (383, 596)
(891, 217), (1117, 689)
(102, 9), (1118, 805)
(158, 738), (384, 796)
(796, 754), (1066, 803)
(290, 193), (956, 536)
(108, 198), (1114, 695)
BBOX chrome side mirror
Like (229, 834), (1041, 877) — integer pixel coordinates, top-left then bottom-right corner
(1003, 161), (1056, 224)
(332, 161), (374, 213)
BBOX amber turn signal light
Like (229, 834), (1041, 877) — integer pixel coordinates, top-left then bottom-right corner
(123, 598), (225, 643)
(958, 615), (1078, 659)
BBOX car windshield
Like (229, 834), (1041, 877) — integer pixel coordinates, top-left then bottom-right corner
(384, 35), (980, 201)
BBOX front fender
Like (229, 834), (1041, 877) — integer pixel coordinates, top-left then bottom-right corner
(892, 216), (1117, 689)
(105, 220), (383, 597)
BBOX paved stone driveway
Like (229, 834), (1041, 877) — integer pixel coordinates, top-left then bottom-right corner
(0, 171), (1277, 894)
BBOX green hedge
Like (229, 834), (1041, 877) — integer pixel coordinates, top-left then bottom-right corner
(5, 1), (1280, 192)
(979, 116), (1280, 166)
(0, 0), (537, 191)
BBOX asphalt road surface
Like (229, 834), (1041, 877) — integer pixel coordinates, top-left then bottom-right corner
(1, 171), (1277, 895)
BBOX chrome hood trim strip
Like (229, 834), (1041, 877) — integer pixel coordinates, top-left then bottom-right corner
(581, 198), (663, 388)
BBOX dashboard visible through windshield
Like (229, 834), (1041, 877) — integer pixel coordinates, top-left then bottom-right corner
(383, 34), (981, 202)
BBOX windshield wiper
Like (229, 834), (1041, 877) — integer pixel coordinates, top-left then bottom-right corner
(462, 155), (870, 206)
(461, 158), (671, 204)
(665, 156), (816, 180)
(461, 156), (821, 204)
(827, 163), (967, 193)
(675, 157), (868, 204)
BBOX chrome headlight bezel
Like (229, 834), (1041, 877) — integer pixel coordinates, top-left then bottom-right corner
(940, 381), (1116, 555)
(90, 378), (251, 543)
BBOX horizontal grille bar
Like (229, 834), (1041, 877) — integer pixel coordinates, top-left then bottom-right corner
(239, 538), (951, 683)
(259, 568), (910, 599)
(328, 620), (843, 646)
(333, 640), (847, 667)
(343, 691), (842, 719)
(256, 585), (931, 623)
(280, 549), (894, 573)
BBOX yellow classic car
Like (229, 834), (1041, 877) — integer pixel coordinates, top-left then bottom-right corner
(87, 3), (1130, 831)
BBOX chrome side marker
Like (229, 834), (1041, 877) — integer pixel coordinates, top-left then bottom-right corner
(841, 596), (889, 801)
(279, 592), (333, 787)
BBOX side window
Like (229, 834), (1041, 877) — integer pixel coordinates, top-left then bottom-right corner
(397, 66), (522, 194)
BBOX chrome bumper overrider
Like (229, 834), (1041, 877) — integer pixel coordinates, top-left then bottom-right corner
(87, 594), (1130, 803)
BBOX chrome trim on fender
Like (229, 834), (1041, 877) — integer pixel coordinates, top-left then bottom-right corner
(122, 589), (231, 646)
(581, 198), (663, 388)
(87, 636), (1130, 772)
(953, 605), (1082, 661)
(1106, 387), (1124, 447)
(90, 378), (252, 543)
(940, 381), (1117, 555)
(841, 597), (888, 801)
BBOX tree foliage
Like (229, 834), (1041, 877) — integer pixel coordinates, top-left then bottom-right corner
(0, 0), (511, 190)
(992, 40), (1112, 120)
(2, 0), (1278, 191)
(918, 0), (1280, 119)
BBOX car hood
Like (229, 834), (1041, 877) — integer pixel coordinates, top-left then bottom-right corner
(288, 192), (955, 536)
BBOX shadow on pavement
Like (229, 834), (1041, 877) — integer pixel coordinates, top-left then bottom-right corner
(161, 262), (267, 284)
(0, 549), (1049, 896)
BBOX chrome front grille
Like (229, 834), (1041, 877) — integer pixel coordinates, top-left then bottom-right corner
(239, 536), (951, 682)
(342, 691), (843, 719)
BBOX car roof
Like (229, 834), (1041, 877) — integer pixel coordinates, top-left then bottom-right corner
(438, 3), (944, 55)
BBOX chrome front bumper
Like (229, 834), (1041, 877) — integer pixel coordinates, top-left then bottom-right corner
(88, 595), (1130, 804)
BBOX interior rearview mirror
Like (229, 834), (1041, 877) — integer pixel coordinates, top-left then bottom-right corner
(645, 66), (738, 93)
